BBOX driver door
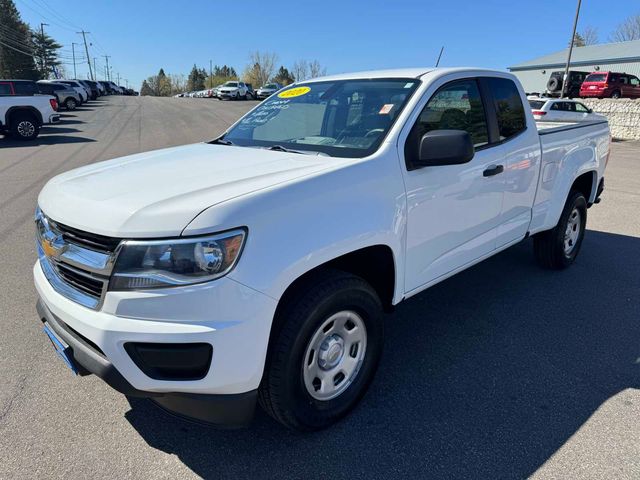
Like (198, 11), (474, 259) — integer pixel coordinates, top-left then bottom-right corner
(400, 77), (505, 293)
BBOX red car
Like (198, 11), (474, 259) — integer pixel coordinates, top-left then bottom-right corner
(580, 71), (640, 99)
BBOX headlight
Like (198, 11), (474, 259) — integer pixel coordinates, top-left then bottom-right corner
(110, 229), (246, 291)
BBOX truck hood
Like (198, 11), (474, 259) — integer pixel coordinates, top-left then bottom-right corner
(38, 143), (335, 237)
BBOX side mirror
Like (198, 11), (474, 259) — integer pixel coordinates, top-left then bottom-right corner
(414, 130), (475, 168)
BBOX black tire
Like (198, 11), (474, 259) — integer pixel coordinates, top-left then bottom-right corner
(65, 98), (77, 111)
(611, 90), (621, 99)
(534, 191), (587, 269)
(258, 269), (384, 431)
(9, 112), (40, 141)
(547, 77), (560, 92)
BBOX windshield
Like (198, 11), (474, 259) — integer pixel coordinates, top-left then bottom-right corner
(222, 78), (420, 158)
(224, 82), (238, 87)
(584, 74), (606, 83)
(263, 84), (278, 89)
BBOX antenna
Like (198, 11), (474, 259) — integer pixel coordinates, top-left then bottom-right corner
(435, 46), (444, 67)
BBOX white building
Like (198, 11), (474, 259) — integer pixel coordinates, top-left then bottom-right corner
(509, 39), (640, 93)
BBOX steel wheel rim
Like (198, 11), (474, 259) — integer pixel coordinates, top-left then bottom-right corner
(302, 310), (367, 401)
(564, 207), (581, 255)
(17, 121), (35, 137)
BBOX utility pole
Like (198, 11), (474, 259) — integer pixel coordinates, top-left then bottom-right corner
(39, 23), (49, 76)
(103, 55), (111, 81)
(209, 59), (213, 88)
(71, 42), (80, 78)
(93, 57), (98, 80)
(116, 72), (120, 85)
(435, 46), (444, 67)
(561, 0), (582, 98)
(78, 31), (93, 80)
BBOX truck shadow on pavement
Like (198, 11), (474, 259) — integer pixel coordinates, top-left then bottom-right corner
(0, 134), (96, 147)
(124, 229), (640, 479)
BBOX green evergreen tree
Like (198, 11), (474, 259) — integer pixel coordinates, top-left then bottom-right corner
(186, 64), (205, 91)
(273, 66), (294, 85)
(0, 0), (39, 79)
(31, 29), (62, 79)
(140, 79), (152, 96)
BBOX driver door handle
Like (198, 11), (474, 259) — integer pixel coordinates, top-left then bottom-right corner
(483, 165), (504, 177)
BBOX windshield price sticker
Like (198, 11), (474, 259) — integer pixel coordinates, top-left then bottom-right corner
(278, 86), (311, 98)
(379, 104), (394, 115)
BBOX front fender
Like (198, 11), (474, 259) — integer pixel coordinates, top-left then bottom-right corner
(183, 147), (407, 304)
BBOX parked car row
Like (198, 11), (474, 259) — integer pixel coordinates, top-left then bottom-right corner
(175, 81), (284, 101)
(0, 77), (137, 140)
(538, 70), (640, 99)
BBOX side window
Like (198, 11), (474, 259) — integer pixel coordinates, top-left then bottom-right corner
(574, 103), (589, 113)
(551, 102), (561, 111)
(405, 79), (489, 164)
(0, 83), (11, 95)
(486, 77), (526, 140)
(631, 77), (640, 86)
(14, 82), (36, 95)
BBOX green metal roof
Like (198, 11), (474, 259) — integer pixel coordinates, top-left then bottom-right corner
(509, 39), (640, 71)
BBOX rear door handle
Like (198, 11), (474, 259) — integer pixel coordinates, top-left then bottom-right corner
(483, 165), (504, 177)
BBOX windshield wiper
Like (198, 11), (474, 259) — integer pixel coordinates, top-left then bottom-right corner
(265, 145), (300, 153)
(209, 137), (234, 146)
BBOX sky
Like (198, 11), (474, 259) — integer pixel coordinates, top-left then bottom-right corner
(13, 0), (637, 89)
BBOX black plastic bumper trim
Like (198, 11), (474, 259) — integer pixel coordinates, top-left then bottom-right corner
(36, 298), (257, 426)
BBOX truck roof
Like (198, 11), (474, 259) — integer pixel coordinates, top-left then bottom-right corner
(302, 67), (513, 83)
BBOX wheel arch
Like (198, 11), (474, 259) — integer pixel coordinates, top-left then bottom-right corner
(274, 244), (397, 321)
(6, 106), (43, 126)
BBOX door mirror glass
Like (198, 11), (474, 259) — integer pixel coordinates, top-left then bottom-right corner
(416, 130), (475, 167)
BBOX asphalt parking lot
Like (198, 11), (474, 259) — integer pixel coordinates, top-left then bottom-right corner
(1, 96), (639, 479)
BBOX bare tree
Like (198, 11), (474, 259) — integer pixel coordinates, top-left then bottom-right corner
(245, 51), (278, 87)
(308, 60), (327, 79)
(292, 59), (309, 82)
(610, 14), (640, 42)
(581, 26), (599, 45)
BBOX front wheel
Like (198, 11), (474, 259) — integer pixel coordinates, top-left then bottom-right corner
(259, 270), (383, 431)
(611, 90), (621, 99)
(534, 191), (587, 269)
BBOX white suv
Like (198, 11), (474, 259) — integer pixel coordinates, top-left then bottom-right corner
(528, 98), (604, 122)
(217, 81), (248, 100)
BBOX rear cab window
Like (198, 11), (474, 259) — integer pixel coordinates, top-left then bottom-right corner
(528, 100), (546, 109)
(486, 77), (526, 140)
(14, 81), (36, 95)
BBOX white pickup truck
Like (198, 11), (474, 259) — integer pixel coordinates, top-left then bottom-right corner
(1, 93), (60, 140)
(34, 68), (609, 430)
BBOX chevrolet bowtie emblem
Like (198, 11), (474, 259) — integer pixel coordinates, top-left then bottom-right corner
(42, 234), (67, 259)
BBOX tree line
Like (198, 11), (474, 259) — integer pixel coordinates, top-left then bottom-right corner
(570, 13), (640, 47)
(0, 0), (66, 80)
(140, 51), (327, 96)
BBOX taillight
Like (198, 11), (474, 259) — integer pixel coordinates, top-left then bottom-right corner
(49, 98), (58, 111)
(532, 110), (546, 116)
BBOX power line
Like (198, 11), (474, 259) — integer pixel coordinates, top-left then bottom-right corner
(15, 0), (75, 32)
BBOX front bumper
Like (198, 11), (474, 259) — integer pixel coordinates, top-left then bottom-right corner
(34, 260), (278, 426)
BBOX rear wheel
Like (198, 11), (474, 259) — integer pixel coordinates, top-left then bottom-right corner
(65, 98), (77, 111)
(534, 191), (587, 269)
(9, 112), (40, 141)
(259, 270), (383, 431)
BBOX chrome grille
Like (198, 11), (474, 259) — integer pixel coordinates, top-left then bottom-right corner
(36, 208), (120, 310)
